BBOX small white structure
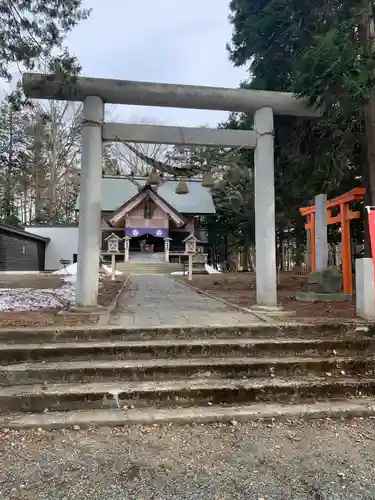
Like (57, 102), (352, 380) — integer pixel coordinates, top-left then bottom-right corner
(356, 258), (375, 320)
(25, 225), (78, 271)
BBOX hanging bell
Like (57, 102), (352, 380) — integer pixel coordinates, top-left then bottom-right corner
(201, 170), (214, 188)
(147, 167), (160, 185)
(175, 177), (189, 194)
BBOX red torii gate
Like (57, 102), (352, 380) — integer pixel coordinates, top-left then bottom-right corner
(299, 187), (365, 295)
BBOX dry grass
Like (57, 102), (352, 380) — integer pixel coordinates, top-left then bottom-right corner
(184, 272), (356, 320)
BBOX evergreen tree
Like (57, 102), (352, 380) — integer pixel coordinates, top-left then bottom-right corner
(0, 1), (90, 80)
(226, 0), (367, 252)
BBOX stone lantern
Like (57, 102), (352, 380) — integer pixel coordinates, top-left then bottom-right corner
(104, 233), (121, 279)
(183, 233), (199, 281)
(105, 233), (121, 253)
(183, 233), (199, 254)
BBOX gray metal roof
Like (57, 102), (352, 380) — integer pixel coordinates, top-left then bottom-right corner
(76, 177), (216, 215)
(1, 224), (50, 243)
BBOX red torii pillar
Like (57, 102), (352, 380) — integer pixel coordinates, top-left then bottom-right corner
(299, 188), (365, 295)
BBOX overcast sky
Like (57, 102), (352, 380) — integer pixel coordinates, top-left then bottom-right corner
(64, 0), (248, 127)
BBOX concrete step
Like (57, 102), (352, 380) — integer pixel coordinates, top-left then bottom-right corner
(117, 263), (182, 269)
(118, 267), (182, 272)
(0, 323), (373, 428)
(1, 337), (374, 363)
(0, 323), (370, 344)
(119, 262), (182, 266)
(2, 399), (375, 429)
(0, 375), (374, 414)
(1, 355), (371, 386)
(121, 271), (179, 275)
(116, 263), (183, 275)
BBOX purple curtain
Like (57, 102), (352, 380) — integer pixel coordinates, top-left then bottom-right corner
(124, 227), (168, 238)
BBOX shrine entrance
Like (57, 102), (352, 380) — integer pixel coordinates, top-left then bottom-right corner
(23, 72), (321, 308)
(129, 233), (165, 255)
(299, 188), (365, 295)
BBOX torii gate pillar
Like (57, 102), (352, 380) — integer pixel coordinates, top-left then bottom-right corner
(254, 107), (277, 307)
(75, 96), (104, 307)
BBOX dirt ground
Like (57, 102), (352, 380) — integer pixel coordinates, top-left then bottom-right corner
(0, 275), (65, 290)
(1, 418), (374, 499)
(0, 275), (127, 328)
(186, 272), (356, 320)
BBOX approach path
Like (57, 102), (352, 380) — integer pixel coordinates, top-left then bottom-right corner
(109, 275), (261, 327)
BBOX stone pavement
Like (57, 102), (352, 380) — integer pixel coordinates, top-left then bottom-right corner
(109, 275), (261, 327)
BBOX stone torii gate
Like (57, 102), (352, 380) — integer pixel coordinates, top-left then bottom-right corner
(22, 73), (321, 309)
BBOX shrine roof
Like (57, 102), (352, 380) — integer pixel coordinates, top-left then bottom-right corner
(76, 176), (216, 215)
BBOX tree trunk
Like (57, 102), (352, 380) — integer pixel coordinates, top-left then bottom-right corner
(224, 235), (229, 271)
(295, 221), (305, 266)
(362, 0), (375, 257)
(4, 109), (13, 218)
(249, 247), (255, 271)
(277, 223), (285, 271)
(33, 119), (44, 223)
(48, 121), (58, 223)
(243, 236), (250, 272)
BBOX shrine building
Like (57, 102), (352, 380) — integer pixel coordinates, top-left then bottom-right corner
(79, 175), (216, 265)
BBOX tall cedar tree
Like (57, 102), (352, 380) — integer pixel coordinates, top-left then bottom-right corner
(227, 0), (370, 251)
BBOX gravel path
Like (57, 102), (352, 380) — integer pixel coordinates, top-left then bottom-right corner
(1, 418), (375, 499)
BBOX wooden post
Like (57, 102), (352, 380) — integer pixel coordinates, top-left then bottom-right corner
(111, 254), (116, 281)
(124, 236), (130, 262)
(188, 254), (193, 281)
(340, 202), (353, 294)
(164, 237), (171, 263)
(306, 220), (312, 271)
(310, 213), (316, 272)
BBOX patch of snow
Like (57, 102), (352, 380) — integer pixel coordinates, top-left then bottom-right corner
(52, 262), (78, 275)
(63, 274), (76, 283)
(205, 264), (222, 275)
(53, 262), (122, 278)
(0, 284), (75, 312)
(102, 265), (122, 276)
(170, 265), (222, 276)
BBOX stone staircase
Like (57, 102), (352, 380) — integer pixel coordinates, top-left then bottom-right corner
(0, 323), (375, 429)
(117, 261), (183, 275)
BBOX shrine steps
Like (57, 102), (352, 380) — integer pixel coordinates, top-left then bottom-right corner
(1, 336), (374, 363)
(2, 400), (374, 429)
(1, 355), (373, 386)
(116, 261), (183, 275)
(0, 323), (375, 428)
